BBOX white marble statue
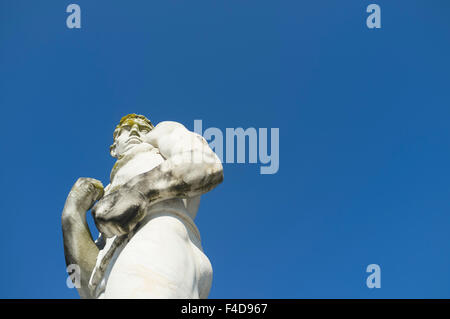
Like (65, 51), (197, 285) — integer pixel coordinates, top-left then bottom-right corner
(62, 114), (223, 298)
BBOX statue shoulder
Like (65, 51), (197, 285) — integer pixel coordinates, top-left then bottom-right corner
(145, 121), (197, 153)
(149, 121), (189, 140)
(154, 121), (187, 131)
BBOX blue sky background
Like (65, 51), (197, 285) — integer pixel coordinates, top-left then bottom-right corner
(1, 1), (450, 298)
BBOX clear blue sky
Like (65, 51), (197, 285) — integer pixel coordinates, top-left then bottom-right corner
(1, 1), (450, 298)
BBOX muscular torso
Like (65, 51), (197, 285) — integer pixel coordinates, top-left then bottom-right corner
(89, 143), (212, 298)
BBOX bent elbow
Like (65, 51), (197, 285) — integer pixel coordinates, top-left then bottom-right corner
(205, 161), (223, 188)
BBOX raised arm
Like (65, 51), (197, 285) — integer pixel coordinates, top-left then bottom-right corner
(92, 121), (223, 238)
(61, 177), (104, 298)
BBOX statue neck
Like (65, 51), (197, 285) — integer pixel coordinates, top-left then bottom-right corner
(109, 143), (164, 191)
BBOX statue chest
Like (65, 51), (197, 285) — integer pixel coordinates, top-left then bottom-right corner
(108, 148), (165, 193)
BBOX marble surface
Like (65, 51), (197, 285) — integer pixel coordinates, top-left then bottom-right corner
(62, 114), (223, 298)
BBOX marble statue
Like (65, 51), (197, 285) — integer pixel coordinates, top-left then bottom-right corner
(61, 114), (223, 299)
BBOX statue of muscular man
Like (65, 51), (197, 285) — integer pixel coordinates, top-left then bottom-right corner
(61, 114), (223, 298)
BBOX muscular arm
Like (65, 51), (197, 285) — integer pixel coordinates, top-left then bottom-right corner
(62, 178), (104, 299)
(93, 122), (223, 237)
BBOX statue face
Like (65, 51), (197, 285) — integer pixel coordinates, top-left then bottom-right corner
(112, 118), (152, 157)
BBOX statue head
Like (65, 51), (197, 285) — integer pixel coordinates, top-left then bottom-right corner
(110, 114), (154, 158)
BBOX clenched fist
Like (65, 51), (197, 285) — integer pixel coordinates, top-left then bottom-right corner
(66, 177), (105, 213)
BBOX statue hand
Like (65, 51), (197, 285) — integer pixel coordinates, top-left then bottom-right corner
(66, 178), (104, 213)
(92, 187), (147, 238)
